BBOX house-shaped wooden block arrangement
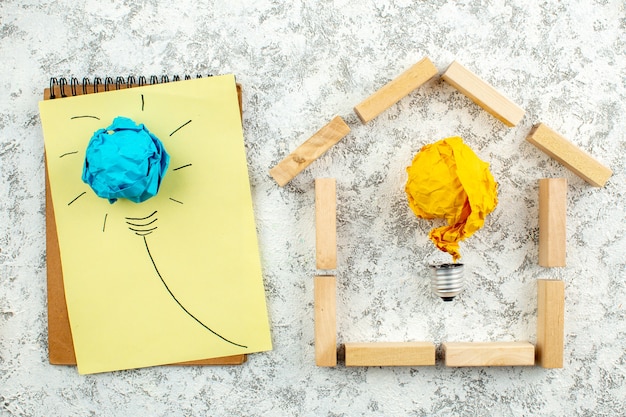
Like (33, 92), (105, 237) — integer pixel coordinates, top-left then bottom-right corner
(269, 57), (612, 368)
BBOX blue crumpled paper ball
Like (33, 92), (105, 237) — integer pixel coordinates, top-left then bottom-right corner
(82, 116), (170, 204)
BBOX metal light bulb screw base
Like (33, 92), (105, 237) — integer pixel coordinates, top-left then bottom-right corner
(429, 263), (465, 302)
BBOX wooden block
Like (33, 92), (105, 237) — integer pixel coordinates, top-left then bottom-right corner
(537, 279), (565, 368)
(315, 275), (337, 367)
(443, 342), (535, 367)
(539, 178), (567, 267)
(354, 57), (438, 124)
(315, 178), (337, 270)
(344, 342), (436, 366)
(526, 123), (613, 187)
(269, 116), (350, 187)
(442, 61), (525, 127)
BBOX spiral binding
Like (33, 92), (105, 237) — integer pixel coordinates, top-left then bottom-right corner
(48, 74), (211, 99)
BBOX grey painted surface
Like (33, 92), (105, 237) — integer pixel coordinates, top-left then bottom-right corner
(1, 1), (625, 415)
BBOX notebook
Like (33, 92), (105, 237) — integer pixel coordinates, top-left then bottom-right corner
(42, 75), (270, 373)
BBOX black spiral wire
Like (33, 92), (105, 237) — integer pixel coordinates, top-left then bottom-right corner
(48, 74), (213, 99)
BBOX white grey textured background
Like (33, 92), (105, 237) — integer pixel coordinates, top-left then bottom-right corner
(1, 1), (625, 416)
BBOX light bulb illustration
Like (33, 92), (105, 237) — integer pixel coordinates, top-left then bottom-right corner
(72, 115), (247, 348)
(405, 137), (498, 301)
(39, 76), (273, 374)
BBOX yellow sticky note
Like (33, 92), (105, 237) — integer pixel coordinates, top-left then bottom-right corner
(405, 137), (498, 261)
(39, 75), (272, 374)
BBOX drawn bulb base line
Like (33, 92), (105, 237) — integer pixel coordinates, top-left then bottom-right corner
(126, 210), (159, 236)
(429, 263), (465, 302)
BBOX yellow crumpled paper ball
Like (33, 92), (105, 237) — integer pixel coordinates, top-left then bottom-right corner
(405, 136), (498, 261)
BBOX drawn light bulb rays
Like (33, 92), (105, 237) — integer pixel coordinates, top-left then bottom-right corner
(59, 148), (191, 212)
(169, 119), (192, 137)
(58, 98), (248, 350)
(64, 96), (194, 208)
(70, 115), (101, 120)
